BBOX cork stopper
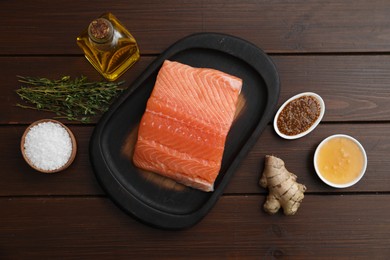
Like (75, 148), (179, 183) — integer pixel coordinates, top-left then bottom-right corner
(88, 18), (114, 43)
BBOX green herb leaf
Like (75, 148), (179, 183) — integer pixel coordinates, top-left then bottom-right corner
(15, 76), (124, 122)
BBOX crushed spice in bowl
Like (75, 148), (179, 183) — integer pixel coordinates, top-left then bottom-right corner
(21, 119), (77, 173)
(274, 92), (325, 139)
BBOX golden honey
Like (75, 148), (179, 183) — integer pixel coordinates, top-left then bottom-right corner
(316, 136), (365, 185)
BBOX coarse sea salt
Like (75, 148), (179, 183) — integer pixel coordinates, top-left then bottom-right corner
(24, 121), (72, 171)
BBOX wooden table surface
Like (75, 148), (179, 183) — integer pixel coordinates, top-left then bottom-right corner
(1, 0), (390, 258)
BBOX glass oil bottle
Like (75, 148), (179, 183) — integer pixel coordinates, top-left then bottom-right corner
(77, 13), (140, 81)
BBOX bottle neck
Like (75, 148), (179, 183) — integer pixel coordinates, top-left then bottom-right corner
(88, 18), (115, 45)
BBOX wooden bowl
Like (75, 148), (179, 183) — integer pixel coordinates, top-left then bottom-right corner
(20, 119), (77, 173)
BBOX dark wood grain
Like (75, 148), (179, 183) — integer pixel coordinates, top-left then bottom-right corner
(1, 123), (388, 196)
(1, 0), (390, 54)
(231, 123), (390, 194)
(0, 125), (103, 196)
(1, 0), (390, 257)
(1, 195), (389, 258)
(272, 55), (390, 122)
(0, 56), (154, 124)
(3, 55), (390, 124)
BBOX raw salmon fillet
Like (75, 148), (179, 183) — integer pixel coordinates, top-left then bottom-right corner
(133, 60), (242, 192)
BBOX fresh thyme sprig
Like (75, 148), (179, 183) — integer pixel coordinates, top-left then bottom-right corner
(16, 75), (124, 123)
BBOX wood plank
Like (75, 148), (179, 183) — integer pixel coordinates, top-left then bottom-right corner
(1, 0), (390, 54)
(0, 195), (389, 258)
(1, 123), (389, 196)
(230, 123), (390, 194)
(1, 56), (154, 124)
(0, 125), (103, 196)
(203, 0), (390, 53)
(2, 55), (390, 124)
(0, 0), (202, 55)
(2, 1), (389, 258)
(272, 55), (390, 122)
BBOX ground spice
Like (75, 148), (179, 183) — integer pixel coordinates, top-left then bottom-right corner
(277, 95), (321, 136)
(24, 121), (72, 171)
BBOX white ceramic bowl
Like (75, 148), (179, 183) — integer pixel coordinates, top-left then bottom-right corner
(274, 92), (325, 140)
(314, 134), (367, 188)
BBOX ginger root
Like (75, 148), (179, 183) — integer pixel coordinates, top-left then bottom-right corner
(259, 155), (306, 215)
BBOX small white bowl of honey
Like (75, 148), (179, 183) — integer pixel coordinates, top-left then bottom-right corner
(314, 134), (367, 188)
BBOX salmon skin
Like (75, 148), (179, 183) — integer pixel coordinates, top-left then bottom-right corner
(133, 60), (242, 192)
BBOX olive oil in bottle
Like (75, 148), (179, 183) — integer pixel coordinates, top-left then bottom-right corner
(77, 13), (140, 81)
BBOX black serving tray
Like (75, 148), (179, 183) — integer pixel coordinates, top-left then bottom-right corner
(89, 33), (280, 229)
